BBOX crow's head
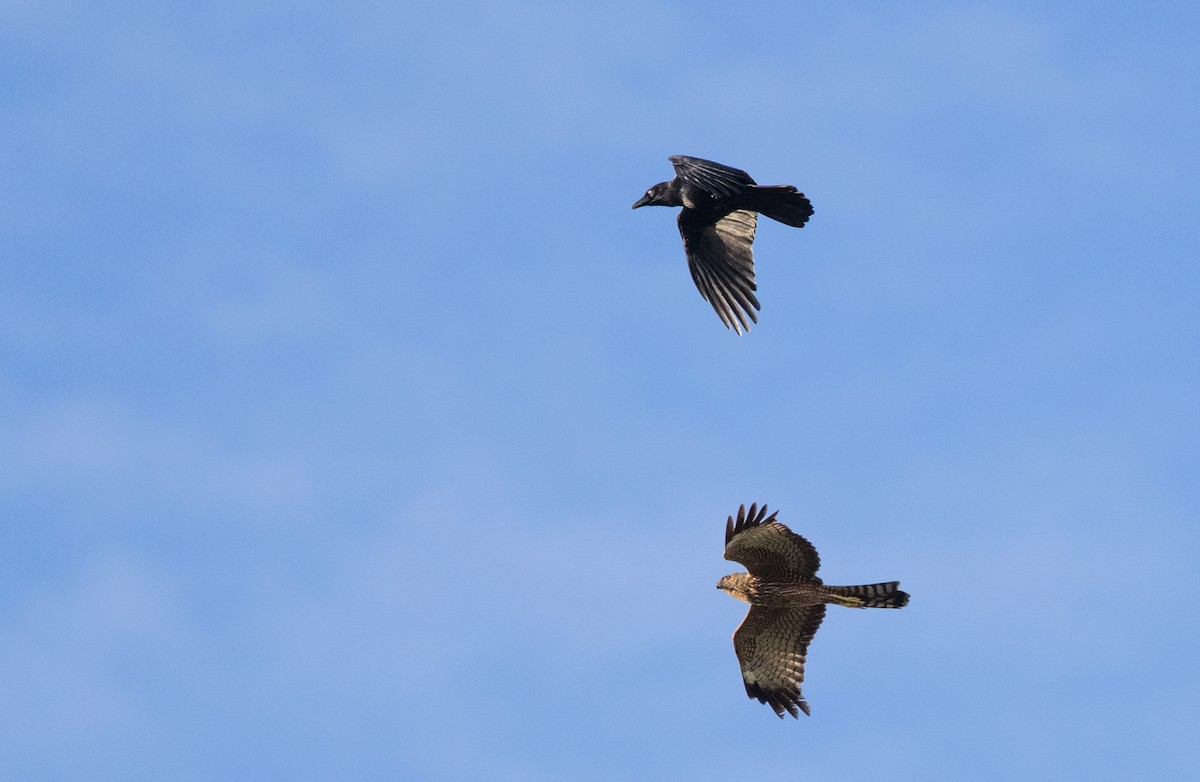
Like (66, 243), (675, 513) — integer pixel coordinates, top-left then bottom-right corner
(632, 181), (673, 209)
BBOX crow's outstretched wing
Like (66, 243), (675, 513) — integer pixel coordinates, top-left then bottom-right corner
(669, 155), (757, 198)
(678, 208), (760, 333)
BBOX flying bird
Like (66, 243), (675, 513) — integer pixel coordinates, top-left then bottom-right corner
(717, 503), (909, 718)
(632, 155), (813, 333)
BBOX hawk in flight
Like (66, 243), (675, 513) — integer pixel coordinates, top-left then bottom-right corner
(718, 503), (909, 718)
(632, 155), (813, 334)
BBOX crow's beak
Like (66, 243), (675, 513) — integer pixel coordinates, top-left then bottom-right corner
(632, 194), (652, 209)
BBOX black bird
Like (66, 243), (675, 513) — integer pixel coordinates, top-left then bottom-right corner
(633, 155), (813, 334)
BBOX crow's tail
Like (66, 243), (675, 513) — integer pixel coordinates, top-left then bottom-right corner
(824, 582), (909, 609)
(747, 185), (814, 228)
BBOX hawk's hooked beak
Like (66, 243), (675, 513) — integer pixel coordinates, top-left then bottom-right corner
(632, 193), (652, 209)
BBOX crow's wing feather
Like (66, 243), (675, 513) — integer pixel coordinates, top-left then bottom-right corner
(678, 208), (760, 334)
(669, 155), (757, 198)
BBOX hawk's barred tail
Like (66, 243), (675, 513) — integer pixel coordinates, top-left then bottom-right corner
(824, 582), (909, 609)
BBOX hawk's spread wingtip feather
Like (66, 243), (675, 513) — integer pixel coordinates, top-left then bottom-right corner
(726, 502), (778, 546)
(745, 680), (808, 719)
(728, 502), (772, 539)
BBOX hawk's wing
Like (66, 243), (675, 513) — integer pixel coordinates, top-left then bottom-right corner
(678, 208), (760, 334)
(724, 503), (821, 581)
(669, 155), (757, 198)
(733, 604), (826, 718)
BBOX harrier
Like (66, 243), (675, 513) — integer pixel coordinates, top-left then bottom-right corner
(632, 155), (813, 334)
(717, 503), (908, 718)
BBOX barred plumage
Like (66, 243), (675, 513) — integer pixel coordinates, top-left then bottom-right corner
(717, 503), (909, 718)
(823, 582), (909, 609)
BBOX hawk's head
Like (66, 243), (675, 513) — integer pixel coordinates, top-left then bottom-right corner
(716, 572), (755, 603)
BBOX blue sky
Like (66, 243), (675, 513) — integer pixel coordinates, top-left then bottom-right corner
(3, 1), (1199, 779)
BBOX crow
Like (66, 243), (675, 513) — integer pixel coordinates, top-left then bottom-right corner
(633, 155), (813, 334)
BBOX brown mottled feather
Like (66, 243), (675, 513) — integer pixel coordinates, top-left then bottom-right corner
(718, 503), (908, 718)
(733, 605), (826, 718)
(724, 503), (821, 581)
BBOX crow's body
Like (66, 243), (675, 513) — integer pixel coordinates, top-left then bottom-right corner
(633, 156), (813, 334)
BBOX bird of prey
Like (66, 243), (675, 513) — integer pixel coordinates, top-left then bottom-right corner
(717, 503), (909, 718)
(632, 155), (813, 334)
